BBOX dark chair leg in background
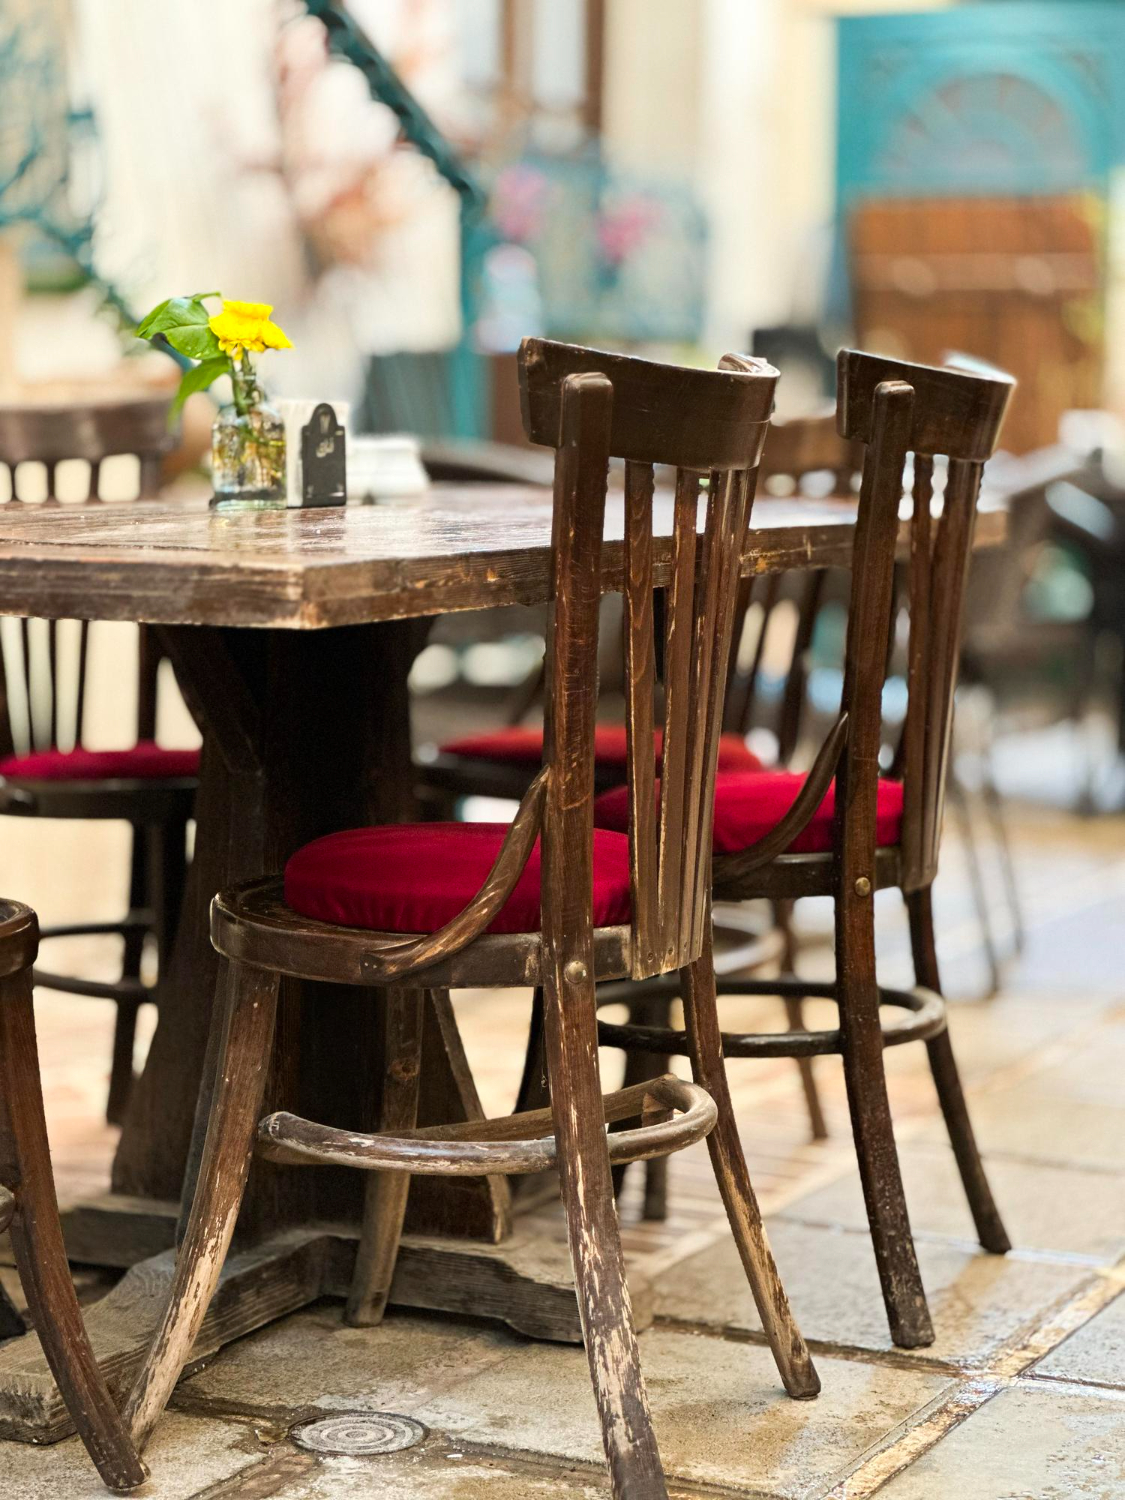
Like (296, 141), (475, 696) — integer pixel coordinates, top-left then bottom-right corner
(906, 886), (1011, 1254)
(107, 825), (148, 1127)
(152, 817), (189, 975)
(0, 967), (148, 1491)
(979, 765), (1025, 954)
(613, 990), (672, 1220)
(681, 922), (820, 1399)
(949, 775), (1002, 997)
(514, 986), (549, 1114)
(346, 986), (425, 1326)
(0, 1280), (25, 1340)
(774, 899), (829, 1142)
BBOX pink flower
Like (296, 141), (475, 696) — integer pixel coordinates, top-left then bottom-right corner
(491, 164), (551, 244)
(597, 195), (661, 267)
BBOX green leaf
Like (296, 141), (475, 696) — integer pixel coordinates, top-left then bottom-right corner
(163, 322), (223, 360)
(170, 354), (231, 421)
(135, 291), (221, 343)
(135, 297), (172, 339)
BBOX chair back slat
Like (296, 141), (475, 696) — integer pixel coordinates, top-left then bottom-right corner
(837, 349), (1014, 892)
(728, 409), (862, 756)
(0, 395), (175, 758)
(656, 468), (700, 968)
(759, 408), (863, 494)
(835, 382), (916, 957)
(919, 456), (983, 876)
(900, 454), (933, 886)
(518, 338), (777, 981)
(678, 473), (726, 959)
(539, 372), (613, 1000)
(690, 463), (755, 954)
(775, 569), (829, 765)
(622, 459), (660, 975)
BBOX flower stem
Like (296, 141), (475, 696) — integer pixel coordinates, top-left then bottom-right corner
(229, 353), (257, 417)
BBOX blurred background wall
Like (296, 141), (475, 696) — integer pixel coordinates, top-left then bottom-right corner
(2, 0), (1124, 804)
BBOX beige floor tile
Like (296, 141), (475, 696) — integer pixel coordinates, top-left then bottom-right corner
(178, 1304), (522, 1420)
(2, 1411), (265, 1500)
(413, 1327), (954, 1497)
(656, 1220), (1097, 1369)
(779, 1142), (1125, 1262)
(266, 1444), (615, 1499)
(1034, 1289), (1125, 1389)
(873, 1380), (1125, 1500)
(917, 1081), (1125, 1174)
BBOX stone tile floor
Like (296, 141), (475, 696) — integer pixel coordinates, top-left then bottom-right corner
(2, 775), (1125, 1497)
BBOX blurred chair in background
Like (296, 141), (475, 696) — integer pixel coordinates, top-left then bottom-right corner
(0, 397), (197, 1125)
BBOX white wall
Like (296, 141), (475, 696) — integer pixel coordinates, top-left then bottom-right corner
(601, 0), (953, 354)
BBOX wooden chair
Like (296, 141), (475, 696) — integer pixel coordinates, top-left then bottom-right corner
(0, 897), (147, 1492)
(594, 350), (1016, 1349)
(0, 398), (198, 1125)
(122, 339), (820, 1499)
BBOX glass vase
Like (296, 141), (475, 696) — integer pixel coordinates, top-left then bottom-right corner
(211, 385), (285, 502)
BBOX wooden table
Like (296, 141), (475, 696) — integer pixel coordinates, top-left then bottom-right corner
(0, 483), (1006, 1441)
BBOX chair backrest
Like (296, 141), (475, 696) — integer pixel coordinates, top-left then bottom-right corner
(0, 396), (175, 758)
(835, 350), (1015, 892)
(758, 408), (863, 498)
(726, 412), (864, 760)
(519, 338), (778, 980)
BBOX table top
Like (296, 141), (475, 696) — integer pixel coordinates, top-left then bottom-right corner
(0, 482), (1006, 630)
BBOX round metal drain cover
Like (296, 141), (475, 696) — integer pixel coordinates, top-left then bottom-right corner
(291, 1412), (427, 1456)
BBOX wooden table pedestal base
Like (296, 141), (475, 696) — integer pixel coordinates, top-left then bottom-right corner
(0, 1214), (649, 1445)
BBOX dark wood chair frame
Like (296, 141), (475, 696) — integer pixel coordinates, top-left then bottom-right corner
(0, 896), (147, 1492)
(122, 339), (821, 1500)
(0, 398), (196, 1125)
(597, 350), (1016, 1351)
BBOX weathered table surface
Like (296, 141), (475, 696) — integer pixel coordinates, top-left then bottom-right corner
(0, 482), (1006, 1443)
(0, 482), (1005, 628)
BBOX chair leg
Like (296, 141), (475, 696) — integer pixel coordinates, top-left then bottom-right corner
(774, 899), (829, 1142)
(979, 767), (1025, 954)
(152, 818), (189, 977)
(123, 959), (279, 1452)
(0, 968), (148, 1492)
(106, 999), (141, 1129)
(681, 926), (820, 1399)
(514, 986), (549, 1114)
(0, 1278), (25, 1340)
(107, 826), (148, 1127)
(541, 967), (668, 1500)
(346, 987), (425, 1327)
(835, 888), (933, 1348)
(906, 886), (1011, 1254)
(612, 991), (671, 1220)
(949, 776), (1002, 997)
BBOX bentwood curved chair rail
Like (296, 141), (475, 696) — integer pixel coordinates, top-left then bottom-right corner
(0, 897), (146, 1492)
(0, 395), (197, 1127)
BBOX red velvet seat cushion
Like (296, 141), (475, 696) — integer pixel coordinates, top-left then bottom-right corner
(284, 822), (633, 936)
(594, 770), (904, 855)
(440, 723), (762, 773)
(0, 742), (201, 782)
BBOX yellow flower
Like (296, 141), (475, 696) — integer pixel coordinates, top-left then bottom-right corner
(208, 299), (293, 359)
